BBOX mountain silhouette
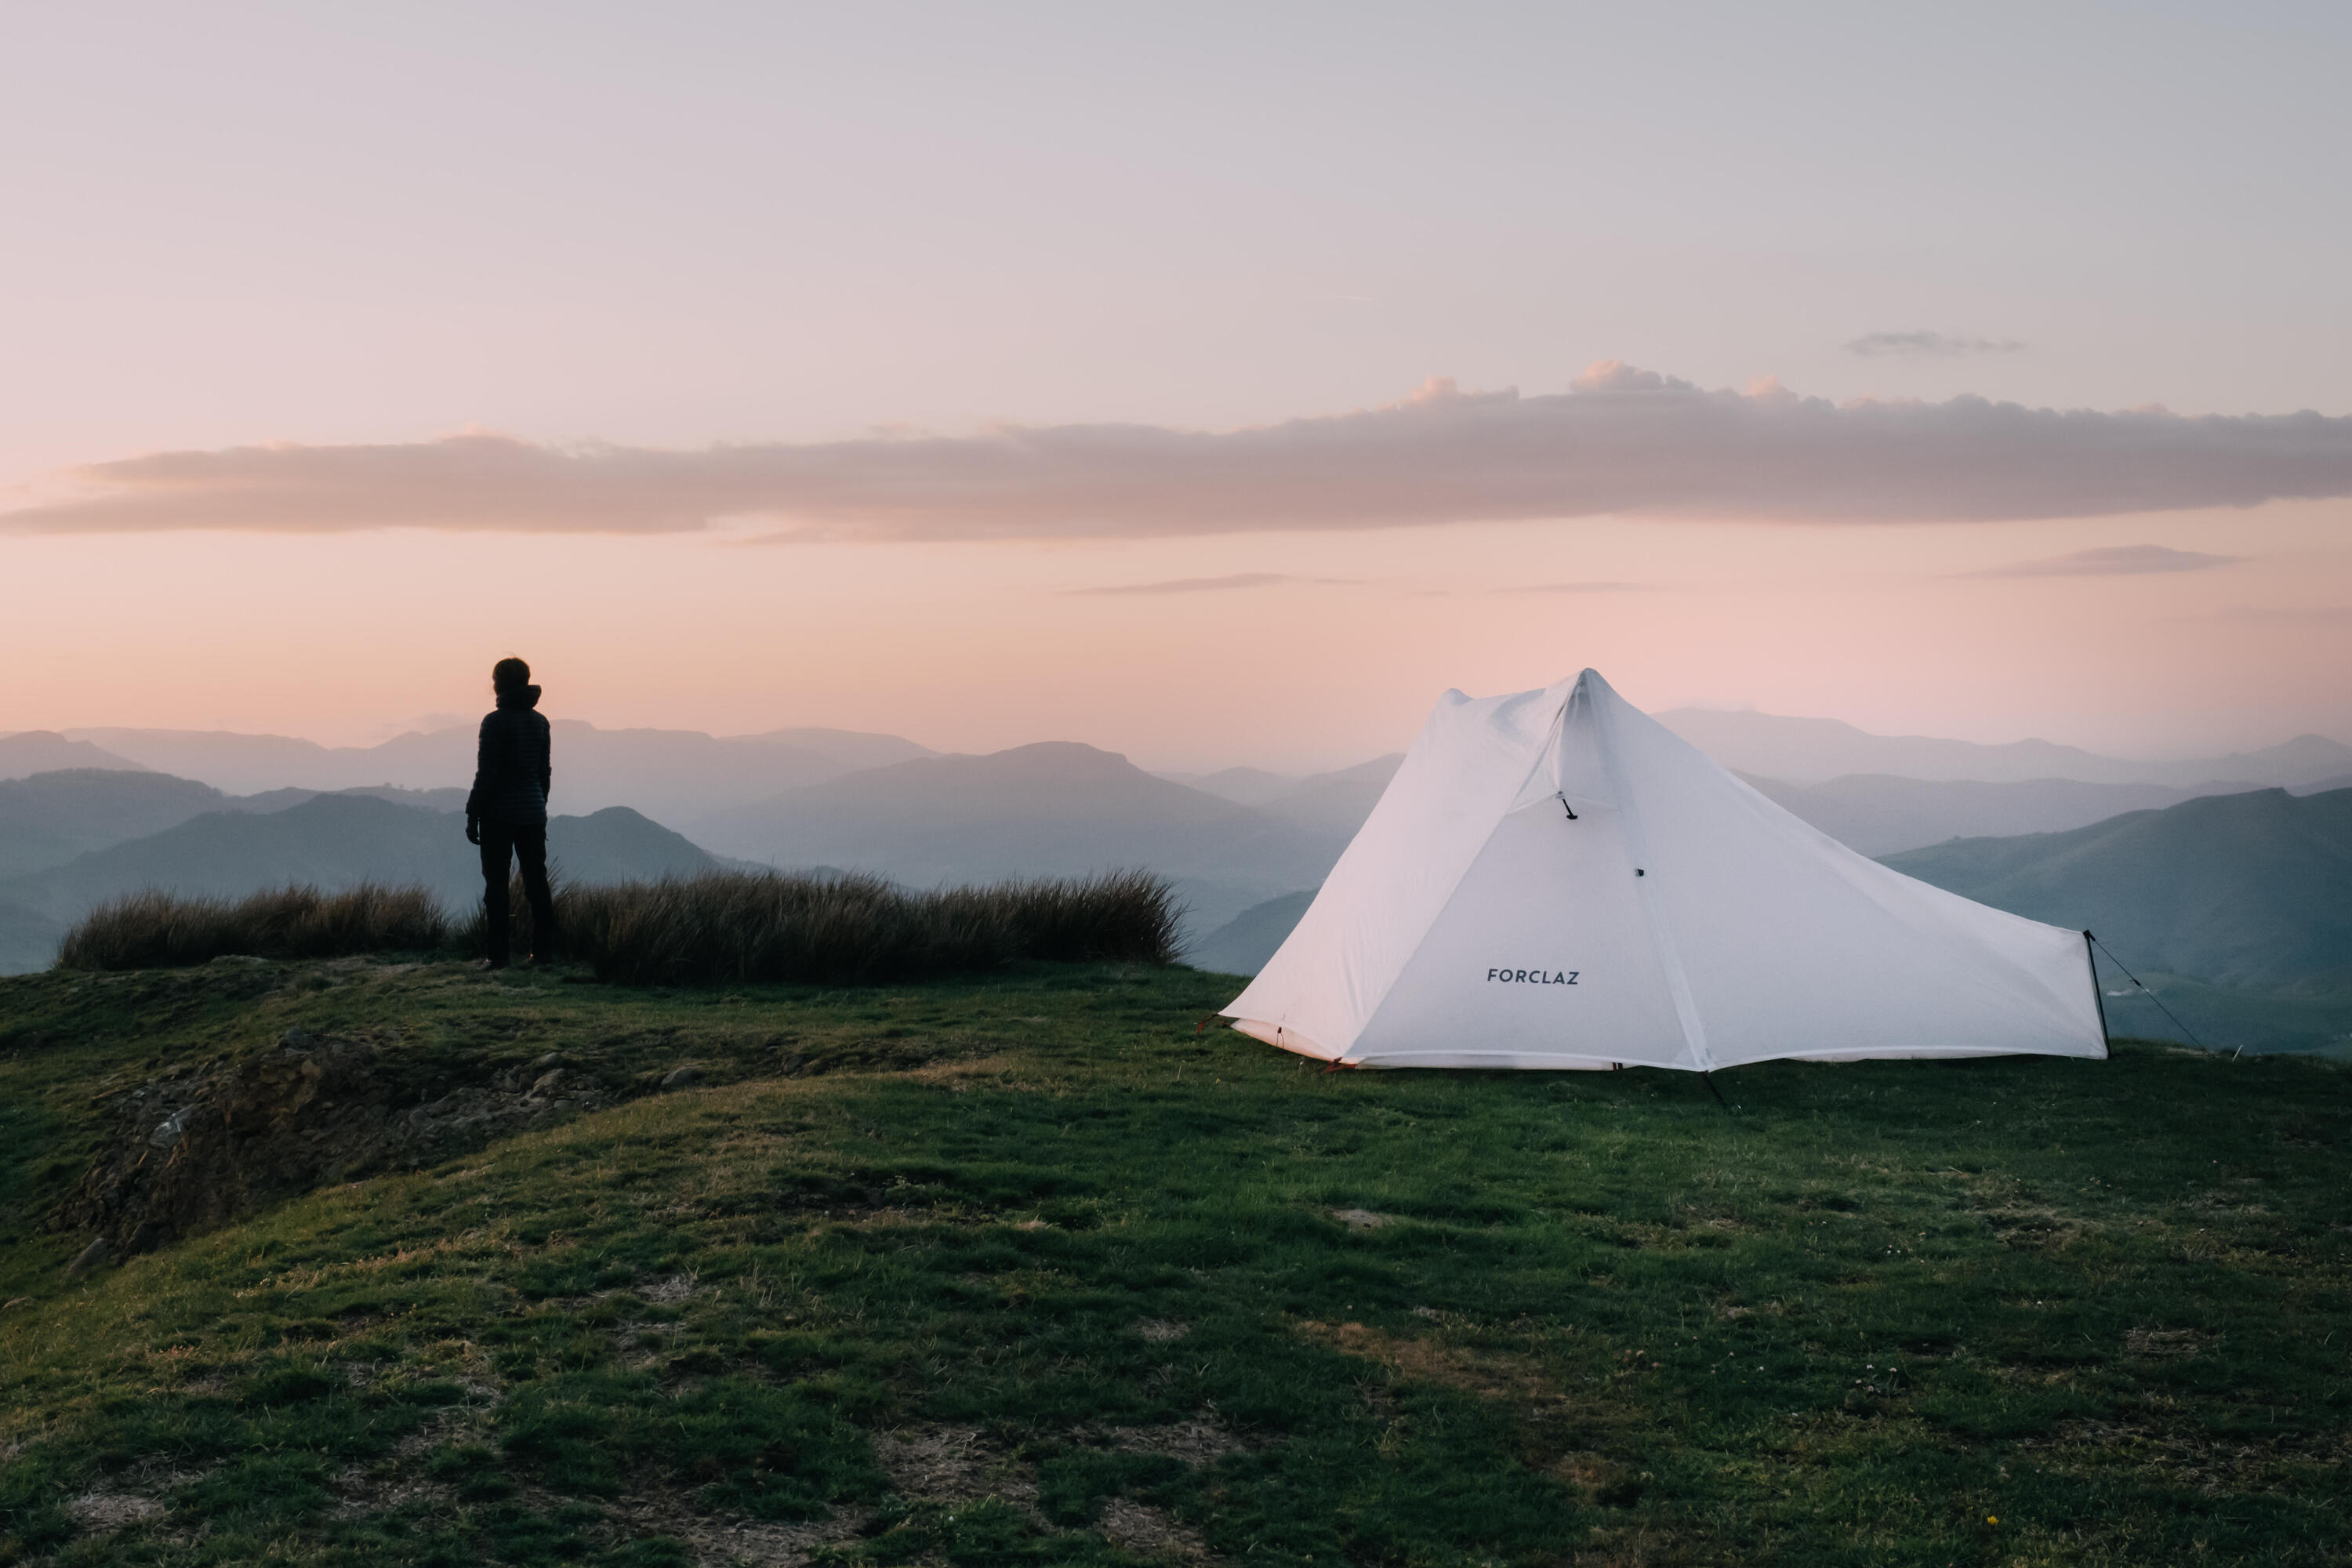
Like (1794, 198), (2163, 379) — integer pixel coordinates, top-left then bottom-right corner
(1170, 766), (1307, 808)
(1658, 708), (2352, 788)
(726, 728), (935, 770)
(0, 898), (64, 975)
(1258, 755), (1406, 838)
(0, 731), (150, 781)
(0, 771), (506, 880)
(0, 769), (231, 877)
(353, 723), (856, 822)
(56, 728), (339, 793)
(1883, 787), (2352, 992)
(689, 741), (1348, 933)
(1162, 756), (1406, 838)
(1736, 773), (2260, 857)
(60, 722), (934, 826)
(0, 795), (715, 935)
(230, 785), (474, 815)
(1185, 890), (1316, 976)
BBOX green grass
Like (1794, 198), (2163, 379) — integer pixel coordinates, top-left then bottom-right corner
(1, 957), (2347, 1566)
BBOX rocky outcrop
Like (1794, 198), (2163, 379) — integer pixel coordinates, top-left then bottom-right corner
(55, 1029), (608, 1257)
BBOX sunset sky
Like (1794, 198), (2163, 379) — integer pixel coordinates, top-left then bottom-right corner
(5, 2), (2349, 769)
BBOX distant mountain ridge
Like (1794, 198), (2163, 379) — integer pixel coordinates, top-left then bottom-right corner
(1734, 773), (2269, 857)
(37, 704), (2350, 830)
(0, 771), (492, 881)
(0, 731), (150, 781)
(1166, 766), (1299, 808)
(55, 723), (936, 826)
(0, 771), (230, 878)
(0, 796), (716, 973)
(1884, 787), (2352, 994)
(1187, 891), (1316, 977)
(1657, 708), (2352, 788)
(1176, 751), (2309, 860)
(0, 899), (64, 976)
(1258, 756), (1406, 838)
(232, 786), (473, 815)
(692, 741), (1352, 935)
(1168, 755), (1406, 838)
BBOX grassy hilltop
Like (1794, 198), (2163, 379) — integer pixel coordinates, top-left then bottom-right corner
(1, 958), (2347, 1567)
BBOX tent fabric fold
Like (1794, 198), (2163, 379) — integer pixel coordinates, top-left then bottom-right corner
(1222, 670), (2107, 1072)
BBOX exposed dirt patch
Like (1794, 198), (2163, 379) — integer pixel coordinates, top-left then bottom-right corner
(1098, 1496), (1215, 1562)
(1134, 1317), (1190, 1343)
(1557, 1521), (1703, 1566)
(1549, 1450), (1637, 1493)
(2125, 1326), (2216, 1358)
(53, 1028), (614, 1254)
(1331, 1208), (1392, 1229)
(1082, 1419), (1250, 1465)
(2035, 1415), (2286, 1497)
(764, 1029), (1011, 1079)
(329, 1461), (458, 1522)
(2187, 1181), (2273, 1207)
(332, 1414), (862, 1567)
(1298, 1319), (1646, 1499)
(392, 1403), (495, 1461)
(1298, 1319), (1567, 1409)
(873, 1425), (1042, 1515)
(1978, 1205), (2086, 1250)
(46, 1454), (212, 1543)
(64, 1489), (167, 1530)
(600, 1492), (867, 1566)
(639, 1272), (701, 1304)
(866, 1417), (1251, 1559)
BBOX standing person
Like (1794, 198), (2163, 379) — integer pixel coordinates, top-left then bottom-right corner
(466, 657), (557, 968)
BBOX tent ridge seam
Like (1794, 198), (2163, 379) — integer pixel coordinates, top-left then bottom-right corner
(1595, 679), (1715, 1071)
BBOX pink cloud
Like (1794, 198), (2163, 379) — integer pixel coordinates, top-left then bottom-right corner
(7, 364), (2350, 539)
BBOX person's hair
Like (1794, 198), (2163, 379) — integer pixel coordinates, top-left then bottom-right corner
(492, 657), (531, 693)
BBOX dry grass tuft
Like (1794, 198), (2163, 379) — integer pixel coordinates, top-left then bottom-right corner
(553, 868), (1181, 985)
(57, 883), (448, 971)
(60, 867), (1181, 985)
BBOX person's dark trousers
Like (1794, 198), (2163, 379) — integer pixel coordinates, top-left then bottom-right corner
(480, 819), (557, 965)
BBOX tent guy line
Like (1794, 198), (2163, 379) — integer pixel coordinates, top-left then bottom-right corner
(2085, 931), (2216, 1056)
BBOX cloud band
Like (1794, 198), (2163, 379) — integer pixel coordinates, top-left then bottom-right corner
(1969, 544), (2245, 579)
(1846, 332), (2026, 357)
(8, 362), (2350, 540)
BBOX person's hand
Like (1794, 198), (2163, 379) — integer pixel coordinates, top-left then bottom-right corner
(465, 815), (482, 846)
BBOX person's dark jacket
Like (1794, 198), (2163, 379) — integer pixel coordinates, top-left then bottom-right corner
(466, 685), (552, 826)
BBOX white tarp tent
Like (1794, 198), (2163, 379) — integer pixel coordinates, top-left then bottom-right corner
(1222, 670), (2107, 1072)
